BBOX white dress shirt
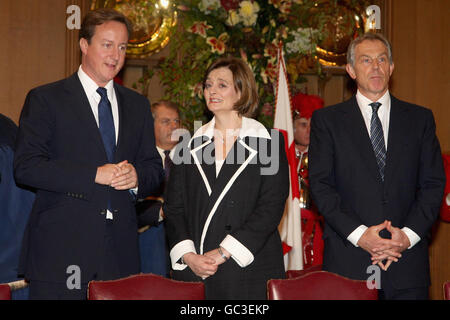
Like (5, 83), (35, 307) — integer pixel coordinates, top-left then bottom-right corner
(77, 65), (119, 142)
(77, 65), (119, 219)
(346, 90), (420, 249)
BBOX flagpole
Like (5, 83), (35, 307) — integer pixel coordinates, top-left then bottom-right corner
(274, 42), (304, 271)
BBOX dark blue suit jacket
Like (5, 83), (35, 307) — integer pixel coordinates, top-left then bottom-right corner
(0, 114), (35, 283)
(309, 95), (445, 289)
(14, 73), (164, 284)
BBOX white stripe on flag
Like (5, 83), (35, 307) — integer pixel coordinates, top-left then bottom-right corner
(274, 45), (303, 271)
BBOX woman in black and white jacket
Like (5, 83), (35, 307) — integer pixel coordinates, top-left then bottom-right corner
(164, 57), (289, 299)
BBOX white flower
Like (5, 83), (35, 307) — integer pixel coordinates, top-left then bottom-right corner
(226, 10), (241, 26)
(198, 0), (221, 14)
(239, 1), (260, 27)
(286, 28), (320, 54)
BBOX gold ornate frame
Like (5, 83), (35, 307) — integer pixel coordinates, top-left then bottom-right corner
(91, 0), (176, 59)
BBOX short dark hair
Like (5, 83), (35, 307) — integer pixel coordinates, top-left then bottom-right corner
(79, 8), (133, 43)
(151, 100), (180, 118)
(203, 56), (259, 117)
(347, 32), (393, 66)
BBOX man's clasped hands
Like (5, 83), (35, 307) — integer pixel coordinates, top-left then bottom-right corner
(358, 220), (411, 271)
(95, 160), (138, 190)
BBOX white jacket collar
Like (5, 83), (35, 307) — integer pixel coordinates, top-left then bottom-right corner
(191, 116), (271, 141)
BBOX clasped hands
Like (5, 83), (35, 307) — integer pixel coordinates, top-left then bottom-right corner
(357, 220), (410, 271)
(95, 160), (138, 190)
(182, 247), (231, 279)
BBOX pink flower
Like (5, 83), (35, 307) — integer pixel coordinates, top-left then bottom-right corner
(264, 42), (278, 60)
(240, 48), (248, 62)
(207, 33), (229, 54)
(261, 103), (273, 117)
(260, 60), (277, 84)
(220, 0), (240, 11)
(189, 21), (212, 38)
(177, 5), (190, 11)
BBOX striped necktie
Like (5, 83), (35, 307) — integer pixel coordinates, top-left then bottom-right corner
(369, 102), (386, 181)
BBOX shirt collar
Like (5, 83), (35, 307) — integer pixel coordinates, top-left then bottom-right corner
(78, 65), (114, 101)
(356, 89), (390, 112)
(191, 116), (272, 141)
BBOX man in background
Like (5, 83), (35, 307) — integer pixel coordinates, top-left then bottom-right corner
(0, 114), (35, 299)
(137, 100), (181, 277)
(292, 93), (324, 267)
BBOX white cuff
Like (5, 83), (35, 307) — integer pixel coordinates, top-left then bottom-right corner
(347, 225), (368, 247)
(401, 227), (421, 249)
(220, 235), (254, 268)
(170, 239), (196, 270)
(130, 187), (138, 194)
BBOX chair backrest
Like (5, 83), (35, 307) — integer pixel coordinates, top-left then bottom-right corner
(286, 265), (322, 279)
(88, 273), (205, 300)
(444, 281), (450, 300)
(0, 284), (11, 300)
(268, 271), (378, 300)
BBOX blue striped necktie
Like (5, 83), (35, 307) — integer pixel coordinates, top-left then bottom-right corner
(97, 87), (116, 162)
(369, 102), (386, 181)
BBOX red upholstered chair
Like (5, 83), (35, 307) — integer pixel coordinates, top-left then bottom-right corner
(88, 273), (205, 300)
(286, 264), (322, 279)
(268, 271), (378, 300)
(0, 284), (11, 300)
(444, 281), (450, 300)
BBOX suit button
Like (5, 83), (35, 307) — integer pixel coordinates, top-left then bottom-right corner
(100, 209), (106, 215)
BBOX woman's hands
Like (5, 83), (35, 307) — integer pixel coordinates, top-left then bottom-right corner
(182, 252), (217, 279)
(183, 247), (231, 279)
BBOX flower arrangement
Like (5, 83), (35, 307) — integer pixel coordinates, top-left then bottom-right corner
(155, 0), (369, 130)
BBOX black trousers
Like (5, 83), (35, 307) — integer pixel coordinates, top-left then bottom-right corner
(378, 269), (429, 300)
(29, 219), (121, 300)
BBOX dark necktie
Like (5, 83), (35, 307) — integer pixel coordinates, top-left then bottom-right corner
(97, 87), (116, 163)
(163, 150), (173, 184)
(369, 102), (386, 181)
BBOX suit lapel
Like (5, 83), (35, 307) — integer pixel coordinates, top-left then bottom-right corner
(341, 97), (382, 183)
(113, 84), (126, 162)
(190, 137), (215, 196)
(208, 139), (250, 204)
(63, 73), (106, 157)
(384, 96), (409, 188)
(193, 137), (258, 254)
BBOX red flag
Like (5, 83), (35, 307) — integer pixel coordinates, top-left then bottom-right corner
(274, 44), (303, 271)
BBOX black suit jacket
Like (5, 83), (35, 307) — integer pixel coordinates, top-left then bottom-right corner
(164, 117), (289, 299)
(309, 95), (445, 289)
(14, 73), (164, 284)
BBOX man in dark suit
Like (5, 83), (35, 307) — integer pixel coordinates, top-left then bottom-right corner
(136, 100), (181, 277)
(13, 9), (163, 299)
(0, 114), (35, 299)
(309, 33), (445, 300)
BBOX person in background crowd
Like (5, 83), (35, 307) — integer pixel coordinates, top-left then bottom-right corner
(13, 8), (163, 299)
(164, 56), (289, 299)
(309, 32), (445, 300)
(291, 92), (324, 268)
(136, 100), (181, 277)
(0, 114), (35, 300)
(440, 154), (450, 222)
